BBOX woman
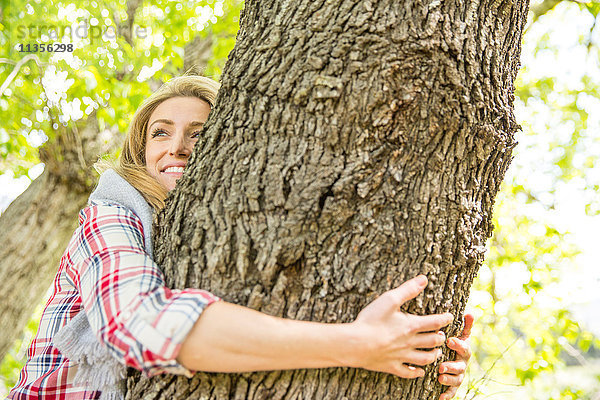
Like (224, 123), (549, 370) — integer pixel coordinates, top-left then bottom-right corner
(8, 75), (473, 400)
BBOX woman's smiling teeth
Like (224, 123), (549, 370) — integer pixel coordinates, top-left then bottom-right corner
(164, 166), (185, 173)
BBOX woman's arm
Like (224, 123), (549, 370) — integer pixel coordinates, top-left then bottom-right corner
(73, 203), (220, 377)
(177, 275), (454, 378)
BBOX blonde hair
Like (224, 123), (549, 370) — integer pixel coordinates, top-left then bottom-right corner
(97, 74), (220, 210)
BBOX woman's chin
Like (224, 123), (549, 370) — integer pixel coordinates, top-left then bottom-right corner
(160, 173), (183, 191)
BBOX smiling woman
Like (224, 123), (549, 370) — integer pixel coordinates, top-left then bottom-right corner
(144, 97), (211, 191)
(104, 75), (220, 210)
(6, 74), (473, 400)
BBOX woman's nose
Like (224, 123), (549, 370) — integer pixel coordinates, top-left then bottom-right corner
(169, 133), (192, 157)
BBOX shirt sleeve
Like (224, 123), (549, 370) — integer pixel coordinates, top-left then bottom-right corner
(68, 202), (220, 378)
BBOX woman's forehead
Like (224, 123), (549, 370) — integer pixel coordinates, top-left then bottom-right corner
(148, 97), (211, 126)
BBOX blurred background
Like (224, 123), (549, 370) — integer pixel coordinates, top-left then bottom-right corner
(1, 0), (599, 398)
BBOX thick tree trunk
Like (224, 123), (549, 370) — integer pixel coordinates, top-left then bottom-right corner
(127, 0), (528, 398)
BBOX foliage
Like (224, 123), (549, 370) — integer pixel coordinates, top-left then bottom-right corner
(517, 1), (600, 217)
(459, 182), (600, 399)
(0, 0), (242, 178)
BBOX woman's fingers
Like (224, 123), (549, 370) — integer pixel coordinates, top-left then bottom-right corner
(404, 349), (443, 366)
(394, 364), (425, 379)
(412, 312), (454, 333)
(439, 385), (458, 400)
(438, 373), (464, 387)
(447, 337), (471, 360)
(410, 331), (446, 349)
(437, 315), (473, 400)
(439, 360), (466, 375)
(385, 275), (428, 307)
(358, 279), (472, 383)
(460, 313), (474, 340)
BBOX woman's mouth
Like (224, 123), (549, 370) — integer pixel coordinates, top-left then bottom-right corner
(163, 166), (185, 174)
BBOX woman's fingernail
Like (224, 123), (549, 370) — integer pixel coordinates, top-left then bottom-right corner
(440, 366), (446, 373)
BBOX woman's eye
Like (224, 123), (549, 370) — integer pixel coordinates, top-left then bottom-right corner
(151, 128), (168, 138)
(191, 131), (202, 139)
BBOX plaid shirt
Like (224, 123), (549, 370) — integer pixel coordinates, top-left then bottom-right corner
(8, 201), (220, 399)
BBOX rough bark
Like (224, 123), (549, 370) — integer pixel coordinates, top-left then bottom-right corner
(127, 0), (529, 398)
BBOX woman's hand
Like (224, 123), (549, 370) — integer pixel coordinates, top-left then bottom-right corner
(438, 313), (474, 400)
(351, 275), (454, 378)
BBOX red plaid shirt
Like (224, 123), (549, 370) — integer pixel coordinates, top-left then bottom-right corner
(8, 201), (220, 399)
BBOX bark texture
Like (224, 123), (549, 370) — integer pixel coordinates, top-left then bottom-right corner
(127, 0), (529, 398)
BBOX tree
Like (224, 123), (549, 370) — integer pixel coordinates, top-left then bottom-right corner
(3, 0), (600, 398)
(125, 0), (530, 398)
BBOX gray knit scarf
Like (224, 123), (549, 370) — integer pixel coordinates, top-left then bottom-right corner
(53, 169), (154, 400)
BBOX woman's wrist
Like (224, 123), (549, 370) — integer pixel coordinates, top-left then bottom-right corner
(332, 321), (368, 370)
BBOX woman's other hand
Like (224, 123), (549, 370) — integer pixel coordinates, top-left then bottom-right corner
(351, 275), (454, 378)
(438, 313), (474, 399)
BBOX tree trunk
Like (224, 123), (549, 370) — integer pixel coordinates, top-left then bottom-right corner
(127, 0), (529, 398)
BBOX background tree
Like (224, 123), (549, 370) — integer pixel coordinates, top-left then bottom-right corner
(123, 0), (530, 398)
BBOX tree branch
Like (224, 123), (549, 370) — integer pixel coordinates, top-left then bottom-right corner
(529, 0), (562, 25)
(183, 34), (214, 73)
(0, 55), (46, 97)
(113, 0), (143, 47)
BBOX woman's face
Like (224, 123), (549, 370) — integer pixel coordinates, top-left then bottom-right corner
(145, 96), (211, 191)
